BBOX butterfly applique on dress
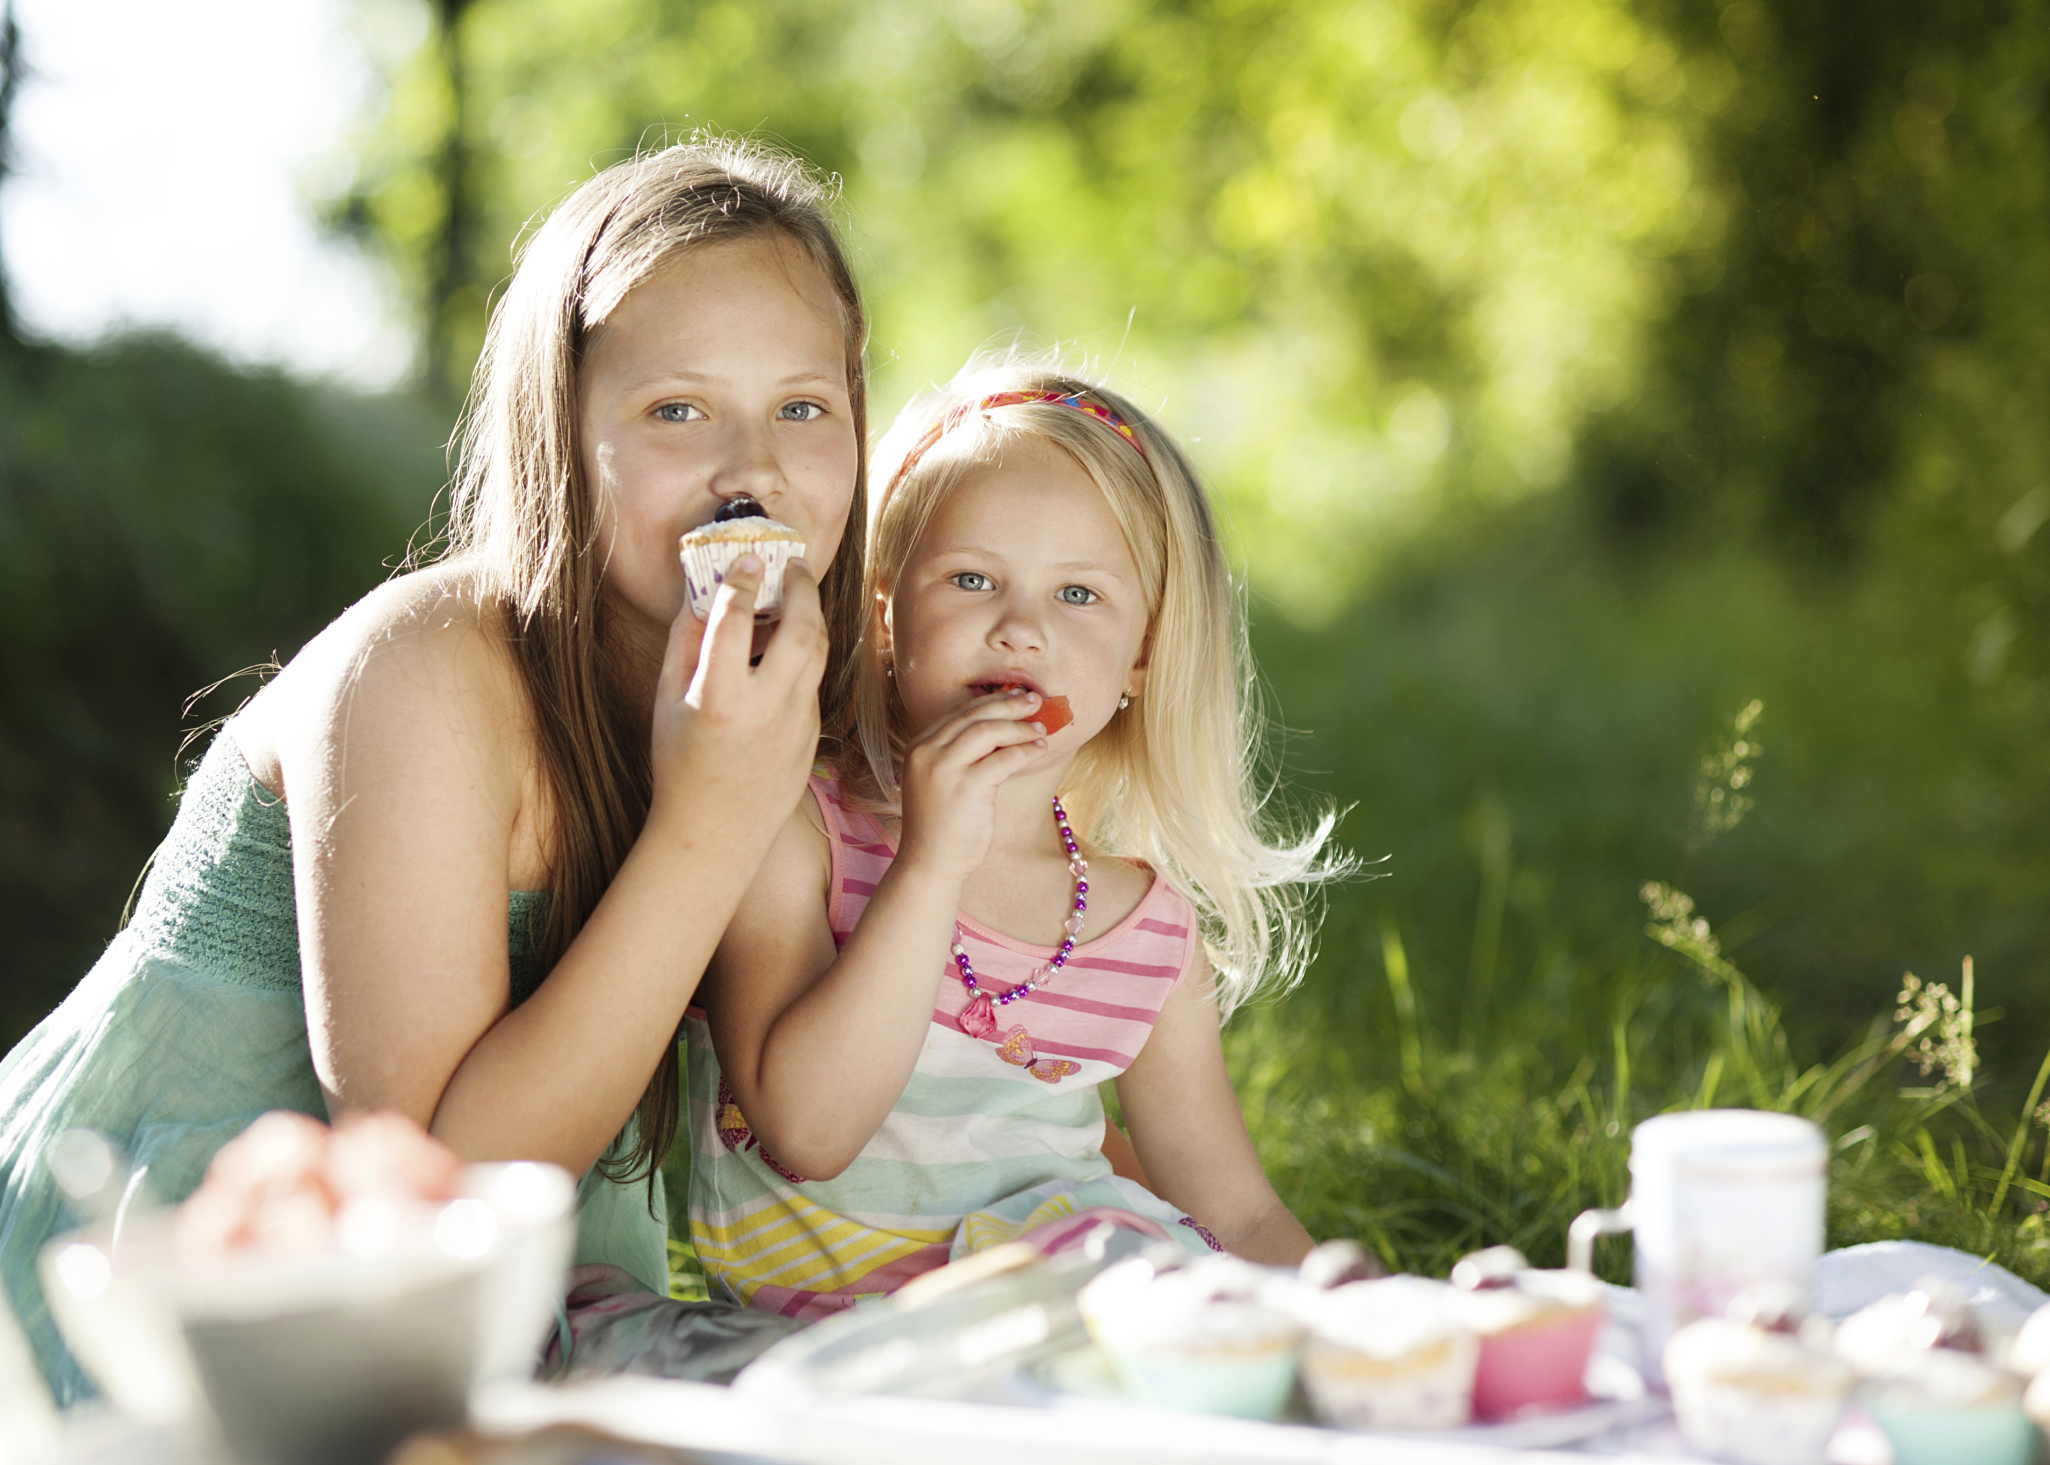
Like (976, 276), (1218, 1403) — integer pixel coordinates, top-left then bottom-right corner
(991, 1024), (1082, 1085)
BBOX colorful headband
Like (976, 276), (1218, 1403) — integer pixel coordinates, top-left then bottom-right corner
(883, 389), (1146, 502)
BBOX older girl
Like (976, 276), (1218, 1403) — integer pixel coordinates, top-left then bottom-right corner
(689, 362), (1343, 1317)
(0, 140), (865, 1399)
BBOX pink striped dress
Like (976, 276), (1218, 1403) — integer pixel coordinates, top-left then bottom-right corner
(686, 774), (1222, 1319)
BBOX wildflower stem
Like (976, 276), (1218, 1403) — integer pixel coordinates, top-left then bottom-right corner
(1994, 1040), (2050, 1217)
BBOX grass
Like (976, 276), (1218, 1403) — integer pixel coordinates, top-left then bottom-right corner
(1230, 890), (2050, 1288)
(1226, 496), (2050, 1288)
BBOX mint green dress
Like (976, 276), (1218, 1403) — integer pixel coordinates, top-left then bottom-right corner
(0, 728), (670, 1405)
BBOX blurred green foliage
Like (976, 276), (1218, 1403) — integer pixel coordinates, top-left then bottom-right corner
(341, 0), (1721, 612)
(4, 0), (2049, 1285)
(0, 334), (443, 1045)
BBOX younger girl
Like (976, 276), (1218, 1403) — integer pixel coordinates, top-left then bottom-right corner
(690, 362), (1342, 1316)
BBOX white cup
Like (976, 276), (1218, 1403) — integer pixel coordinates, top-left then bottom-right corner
(1570, 1109), (1826, 1381)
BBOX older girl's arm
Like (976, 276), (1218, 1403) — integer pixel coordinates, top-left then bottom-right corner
(1115, 953), (1314, 1266)
(283, 563), (823, 1176)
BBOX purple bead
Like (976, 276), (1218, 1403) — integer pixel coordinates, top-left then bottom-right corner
(1077, 881), (1088, 892)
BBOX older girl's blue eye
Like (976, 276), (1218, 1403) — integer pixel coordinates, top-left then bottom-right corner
(950, 572), (992, 592)
(780, 401), (825, 421)
(1057, 585), (1096, 606)
(655, 402), (702, 422)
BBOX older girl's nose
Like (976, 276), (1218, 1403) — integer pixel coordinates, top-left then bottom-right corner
(710, 419), (788, 505)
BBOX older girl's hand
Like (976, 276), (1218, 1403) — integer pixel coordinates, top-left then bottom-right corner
(894, 688), (1049, 880)
(648, 555), (828, 849)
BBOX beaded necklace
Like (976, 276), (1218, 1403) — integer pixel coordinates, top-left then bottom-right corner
(952, 797), (1088, 1084)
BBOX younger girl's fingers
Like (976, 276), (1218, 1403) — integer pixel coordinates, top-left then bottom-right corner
(929, 708), (1052, 767)
(964, 734), (1052, 784)
(922, 691), (1044, 751)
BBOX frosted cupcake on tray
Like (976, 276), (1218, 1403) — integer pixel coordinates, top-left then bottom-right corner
(1297, 1276), (1479, 1431)
(1076, 1254), (1304, 1419)
(1447, 1245), (1607, 1420)
(1832, 1281), (2037, 1465)
(678, 496), (807, 621)
(1663, 1287), (1855, 1465)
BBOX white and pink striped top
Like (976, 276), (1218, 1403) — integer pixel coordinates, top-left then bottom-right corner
(687, 773), (1217, 1318)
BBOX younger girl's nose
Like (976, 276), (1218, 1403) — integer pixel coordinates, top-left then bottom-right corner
(990, 599), (1047, 653)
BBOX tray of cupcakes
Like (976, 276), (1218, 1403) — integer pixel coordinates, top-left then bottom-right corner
(1048, 1240), (1658, 1446)
(728, 1227), (2050, 1462)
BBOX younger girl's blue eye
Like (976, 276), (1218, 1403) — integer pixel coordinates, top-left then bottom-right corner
(780, 401), (825, 421)
(655, 402), (703, 423)
(950, 572), (993, 592)
(1057, 585), (1097, 606)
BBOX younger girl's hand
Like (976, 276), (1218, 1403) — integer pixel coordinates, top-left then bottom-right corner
(648, 556), (828, 847)
(895, 688), (1049, 879)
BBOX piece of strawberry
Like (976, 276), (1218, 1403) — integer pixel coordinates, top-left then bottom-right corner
(1033, 694), (1073, 734)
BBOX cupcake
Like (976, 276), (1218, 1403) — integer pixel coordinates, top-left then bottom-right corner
(1299, 1238), (1384, 1291)
(1835, 1283), (2039, 1465)
(1448, 1246), (1606, 1420)
(1663, 1308), (1854, 1465)
(2008, 1299), (2050, 1382)
(677, 497), (807, 621)
(1077, 1255), (1304, 1419)
(1297, 1276), (1479, 1431)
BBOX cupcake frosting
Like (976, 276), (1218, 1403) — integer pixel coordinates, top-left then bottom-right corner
(1080, 1257), (1302, 1354)
(1666, 1317), (1855, 1395)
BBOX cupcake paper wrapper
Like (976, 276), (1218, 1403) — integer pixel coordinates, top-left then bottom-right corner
(680, 530), (806, 621)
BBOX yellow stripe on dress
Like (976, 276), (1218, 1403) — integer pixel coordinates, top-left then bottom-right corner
(695, 1190), (953, 1298)
(957, 1190), (1084, 1254)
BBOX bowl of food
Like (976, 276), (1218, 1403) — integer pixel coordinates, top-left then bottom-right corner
(41, 1114), (575, 1465)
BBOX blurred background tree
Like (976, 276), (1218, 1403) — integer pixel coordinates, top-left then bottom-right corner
(5, 0), (2048, 1275)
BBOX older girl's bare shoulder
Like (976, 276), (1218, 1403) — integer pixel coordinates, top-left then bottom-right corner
(238, 561), (532, 793)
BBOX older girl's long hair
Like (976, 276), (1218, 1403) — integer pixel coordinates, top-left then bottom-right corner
(442, 139), (868, 1181)
(852, 358), (1341, 1014)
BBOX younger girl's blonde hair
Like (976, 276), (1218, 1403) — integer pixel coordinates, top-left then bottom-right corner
(850, 357), (1342, 1014)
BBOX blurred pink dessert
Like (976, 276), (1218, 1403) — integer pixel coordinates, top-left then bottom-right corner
(1449, 1245), (1606, 1419)
(174, 1110), (461, 1259)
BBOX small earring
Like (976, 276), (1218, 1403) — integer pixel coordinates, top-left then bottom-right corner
(1118, 692), (1131, 710)
(885, 662), (896, 678)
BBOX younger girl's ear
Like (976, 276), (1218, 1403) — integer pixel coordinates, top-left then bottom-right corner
(1125, 628), (1152, 700)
